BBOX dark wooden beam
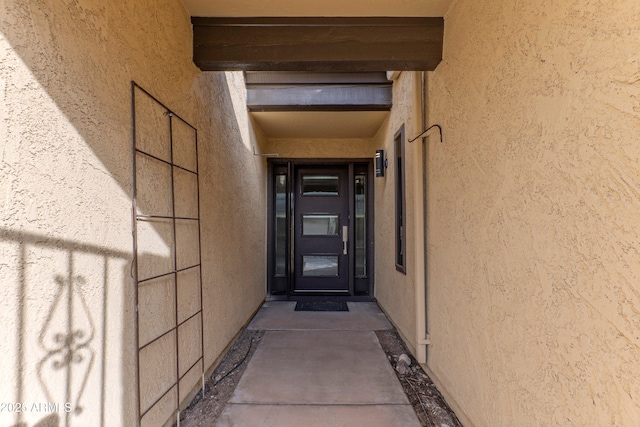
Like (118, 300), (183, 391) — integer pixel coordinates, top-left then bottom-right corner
(192, 17), (443, 72)
(247, 84), (392, 112)
(245, 71), (391, 85)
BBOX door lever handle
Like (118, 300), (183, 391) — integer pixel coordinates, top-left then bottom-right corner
(342, 226), (348, 255)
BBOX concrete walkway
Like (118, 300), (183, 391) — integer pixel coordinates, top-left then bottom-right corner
(215, 302), (422, 427)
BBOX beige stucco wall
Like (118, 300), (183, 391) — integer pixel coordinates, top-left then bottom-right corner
(264, 137), (376, 159)
(0, 1), (266, 426)
(373, 71), (425, 355)
(426, 0), (640, 425)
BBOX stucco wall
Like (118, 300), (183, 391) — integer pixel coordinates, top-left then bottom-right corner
(427, 0), (640, 425)
(265, 137), (375, 159)
(373, 71), (424, 355)
(0, 1), (266, 426)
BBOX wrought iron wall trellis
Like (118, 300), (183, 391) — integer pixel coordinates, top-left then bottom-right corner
(131, 82), (205, 427)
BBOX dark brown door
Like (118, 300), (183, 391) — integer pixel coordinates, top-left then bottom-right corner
(294, 166), (350, 292)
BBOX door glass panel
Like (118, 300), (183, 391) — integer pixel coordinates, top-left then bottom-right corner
(302, 215), (339, 236)
(302, 255), (339, 277)
(301, 175), (339, 196)
(355, 174), (367, 277)
(275, 174), (287, 276)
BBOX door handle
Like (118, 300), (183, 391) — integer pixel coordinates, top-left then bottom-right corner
(342, 226), (348, 255)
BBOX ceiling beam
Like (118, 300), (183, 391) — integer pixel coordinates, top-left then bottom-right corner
(247, 84), (392, 112)
(192, 17), (444, 71)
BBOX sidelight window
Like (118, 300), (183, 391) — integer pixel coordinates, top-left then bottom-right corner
(355, 174), (367, 277)
(274, 173), (287, 276)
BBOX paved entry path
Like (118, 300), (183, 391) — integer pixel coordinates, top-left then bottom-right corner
(215, 302), (421, 426)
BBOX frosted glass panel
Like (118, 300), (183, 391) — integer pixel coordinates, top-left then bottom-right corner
(355, 174), (367, 277)
(302, 256), (339, 277)
(303, 215), (339, 236)
(302, 175), (339, 196)
(275, 174), (287, 276)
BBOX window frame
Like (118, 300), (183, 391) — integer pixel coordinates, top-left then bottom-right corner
(394, 125), (407, 274)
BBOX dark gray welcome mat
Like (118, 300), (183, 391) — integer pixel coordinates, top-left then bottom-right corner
(294, 301), (349, 311)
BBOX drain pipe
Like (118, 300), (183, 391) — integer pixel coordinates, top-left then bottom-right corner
(415, 71), (430, 364)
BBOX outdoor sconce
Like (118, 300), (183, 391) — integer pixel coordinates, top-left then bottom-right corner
(375, 150), (387, 177)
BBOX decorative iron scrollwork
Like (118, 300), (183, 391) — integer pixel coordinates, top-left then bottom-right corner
(37, 274), (95, 416)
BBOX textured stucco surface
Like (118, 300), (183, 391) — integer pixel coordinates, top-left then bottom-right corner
(426, 0), (640, 425)
(1, 1), (266, 426)
(182, 0), (453, 17)
(264, 137), (376, 159)
(372, 72), (425, 356)
(4, 0), (640, 426)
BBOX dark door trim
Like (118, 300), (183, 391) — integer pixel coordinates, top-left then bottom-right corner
(267, 159), (374, 298)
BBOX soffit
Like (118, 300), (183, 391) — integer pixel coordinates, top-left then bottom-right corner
(181, 0), (452, 17)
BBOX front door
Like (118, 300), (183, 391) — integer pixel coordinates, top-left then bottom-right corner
(294, 166), (350, 293)
(268, 160), (373, 297)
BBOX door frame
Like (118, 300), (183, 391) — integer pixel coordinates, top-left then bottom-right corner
(267, 158), (375, 298)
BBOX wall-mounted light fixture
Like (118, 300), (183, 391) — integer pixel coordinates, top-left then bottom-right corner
(375, 149), (387, 177)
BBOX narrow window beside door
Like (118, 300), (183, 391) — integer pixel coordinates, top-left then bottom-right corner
(275, 173), (287, 276)
(355, 173), (367, 277)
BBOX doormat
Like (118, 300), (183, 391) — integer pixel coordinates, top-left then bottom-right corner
(294, 301), (349, 311)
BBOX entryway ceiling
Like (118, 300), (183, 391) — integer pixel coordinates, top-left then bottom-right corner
(181, 0), (452, 17)
(181, 0), (451, 138)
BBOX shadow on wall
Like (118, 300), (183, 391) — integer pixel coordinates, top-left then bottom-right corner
(2, 2), (266, 426)
(1, 228), (130, 427)
(12, 414), (60, 427)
